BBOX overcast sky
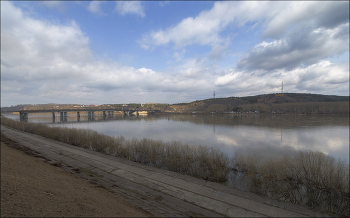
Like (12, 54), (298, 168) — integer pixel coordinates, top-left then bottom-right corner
(1, 1), (349, 107)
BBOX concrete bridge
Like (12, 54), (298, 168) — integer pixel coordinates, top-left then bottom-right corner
(13, 109), (159, 122)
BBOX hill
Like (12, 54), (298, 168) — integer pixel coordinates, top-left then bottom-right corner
(165, 93), (349, 114)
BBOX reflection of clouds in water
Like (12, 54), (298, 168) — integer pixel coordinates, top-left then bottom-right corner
(3, 113), (348, 162)
(215, 135), (239, 146)
(212, 126), (348, 161)
(281, 127), (348, 160)
(326, 139), (343, 150)
(214, 128), (296, 159)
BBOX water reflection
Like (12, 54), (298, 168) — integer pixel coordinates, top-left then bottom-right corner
(2, 112), (349, 163)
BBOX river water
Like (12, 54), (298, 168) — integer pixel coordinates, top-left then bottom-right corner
(3, 112), (349, 163)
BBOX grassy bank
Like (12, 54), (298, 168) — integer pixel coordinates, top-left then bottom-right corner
(1, 116), (348, 216)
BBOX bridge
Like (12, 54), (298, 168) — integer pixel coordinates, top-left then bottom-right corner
(11, 108), (160, 122)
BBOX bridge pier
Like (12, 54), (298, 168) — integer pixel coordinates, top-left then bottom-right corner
(77, 112), (80, 122)
(103, 111), (106, 119)
(19, 112), (28, 122)
(107, 111), (114, 118)
(60, 111), (68, 122)
(88, 111), (94, 121)
(52, 112), (55, 122)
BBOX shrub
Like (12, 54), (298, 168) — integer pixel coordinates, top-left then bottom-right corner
(232, 151), (349, 216)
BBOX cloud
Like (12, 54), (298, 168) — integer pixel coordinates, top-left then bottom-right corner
(237, 23), (349, 71)
(1, 1), (348, 107)
(114, 1), (145, 17)
(1, 2), (92, 105)
(209, 39), (230, 61)
(235, 1), (349, 72)
(215, 61), (349, 96)
(1, 2), (214, 106)
(87, 1), (105, 16)
(172, 49), (186, 62)
(296, 61), (349, 92)
(1, 1), (91, 74)
(138, 1), (276, 50)
(140, 6), (224, 49)
(262, 1), (349, 39)
(81, 63), (212, 96)
(139, 0), (349, 67)
(159, 1), (170, 7)
(41, 1), (65, 12)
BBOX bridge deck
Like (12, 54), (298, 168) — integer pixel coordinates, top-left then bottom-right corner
(11, 109), (158, 113)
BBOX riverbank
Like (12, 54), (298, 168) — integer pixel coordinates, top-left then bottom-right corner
(0, 138), (151, 217)
(1, 125), (330, 217)
(158, 111), (350, 115)
(1, 116), (348, 216)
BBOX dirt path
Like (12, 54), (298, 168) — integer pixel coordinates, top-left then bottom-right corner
(1, 140), (151, 217)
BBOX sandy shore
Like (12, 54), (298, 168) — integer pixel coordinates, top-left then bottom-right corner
(1, 138), (151, 217)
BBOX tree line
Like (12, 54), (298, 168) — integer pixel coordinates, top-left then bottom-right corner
(206, 101), (349, 114)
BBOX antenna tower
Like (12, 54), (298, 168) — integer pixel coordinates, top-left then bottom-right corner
(282, 81), (283, 93)
(213, 91), (216, 99)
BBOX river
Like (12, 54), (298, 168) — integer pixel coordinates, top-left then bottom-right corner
(3, 112), (349, 163)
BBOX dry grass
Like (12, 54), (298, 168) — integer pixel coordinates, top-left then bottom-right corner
(0, 117), (230, 182)
(232, 151), (349, 216)
(1, 116), (348, 216)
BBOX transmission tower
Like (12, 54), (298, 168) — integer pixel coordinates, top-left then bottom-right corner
(213, 91), (216, 99)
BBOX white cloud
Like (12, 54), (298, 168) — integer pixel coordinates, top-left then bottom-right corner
(262, 1), (349, 39)
(1, 2), (214, 106)
(237, 23), (349, 71)
(114, 1), (145, 17)
(172, 49), (186, 62)
(215, 61), (349, 97)
(1, 1), (91, 74)
(140, 1), (348, 55)
(159, 1), (170, 7)
(41, 1), (65, 12)
(87, 1), (105, 16)
(209, 39), (230, 61)
(139, 1), (274, 50)
(215, 71), (241, 87)
(296, 61), (349, 91)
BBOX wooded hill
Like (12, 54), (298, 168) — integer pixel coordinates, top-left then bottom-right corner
(166, 93), (349, 114)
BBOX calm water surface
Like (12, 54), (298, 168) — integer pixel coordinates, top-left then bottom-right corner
(3, 112), (349, 162)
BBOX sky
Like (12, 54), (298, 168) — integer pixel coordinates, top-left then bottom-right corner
(1, 1), (349, 107)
